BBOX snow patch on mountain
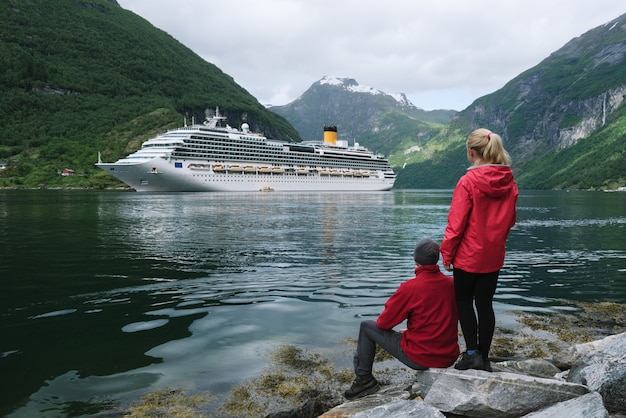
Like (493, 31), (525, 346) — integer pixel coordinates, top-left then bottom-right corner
(319, 76), (414, 107)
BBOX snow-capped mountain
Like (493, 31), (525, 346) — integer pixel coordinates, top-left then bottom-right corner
(269, 76), (455, 155)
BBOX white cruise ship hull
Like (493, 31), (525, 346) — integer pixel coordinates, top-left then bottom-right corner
(97, 157), (395, 192)
(96, 109), (396, 192)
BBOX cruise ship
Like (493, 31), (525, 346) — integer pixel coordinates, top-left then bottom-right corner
(96, 109), (396, 192)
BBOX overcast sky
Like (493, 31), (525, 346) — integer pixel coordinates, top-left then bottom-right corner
(117, 1), (624, 111)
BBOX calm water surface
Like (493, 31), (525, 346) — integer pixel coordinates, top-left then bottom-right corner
(0, 189), (625, 417)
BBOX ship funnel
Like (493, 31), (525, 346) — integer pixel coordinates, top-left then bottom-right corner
(323, 125), (337, 145)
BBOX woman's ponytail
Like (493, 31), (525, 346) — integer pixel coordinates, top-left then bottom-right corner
(467, 128), (511, 165)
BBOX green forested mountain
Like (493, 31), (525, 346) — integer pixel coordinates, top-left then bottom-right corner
(394, 13), (626, 190)
(0, 0), (300, 188)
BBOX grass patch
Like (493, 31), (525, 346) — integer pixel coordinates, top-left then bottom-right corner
(489, 301), (625, 360)
(217, 345), (351, 417)
(125, 387), (215, 418)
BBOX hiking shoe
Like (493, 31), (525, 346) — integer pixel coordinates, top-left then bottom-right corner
(454, 351), (484, 370)
(344, 375), (380, 400)
(483, 358), (493, 372)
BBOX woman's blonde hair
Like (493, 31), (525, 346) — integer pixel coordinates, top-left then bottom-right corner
(467, 128), (511, 165)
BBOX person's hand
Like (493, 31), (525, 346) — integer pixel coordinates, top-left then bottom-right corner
(399, 329), (407, 334)
(443, 262), (453, 272)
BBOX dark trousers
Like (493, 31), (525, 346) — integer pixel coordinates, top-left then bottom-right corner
(453, 268), (499, 359)
(353, 320), (426, 378)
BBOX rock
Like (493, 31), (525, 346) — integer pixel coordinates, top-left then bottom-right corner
(521, 391), (609, 417)
(352, 399), (445, 417)
(416, 368), (589, 418)
(556, 332), (626, 369)
(319, 384), (417, 417)
(492, 358), (562, 378)
(565, 332), (626, 413)
(265, 398), (326, 418)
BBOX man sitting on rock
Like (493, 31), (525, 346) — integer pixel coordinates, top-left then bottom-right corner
(345, 238), (460, 400)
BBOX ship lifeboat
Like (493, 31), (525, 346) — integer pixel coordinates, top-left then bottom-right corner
(271, 167), (284, 174)
(244, 166), (257, 173)
(228, 165), (243, 172)
(213, 164), (226, 172)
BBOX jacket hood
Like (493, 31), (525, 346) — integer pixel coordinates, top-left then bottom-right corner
(466, 165), (516, 198)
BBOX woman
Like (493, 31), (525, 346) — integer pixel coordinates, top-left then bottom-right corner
(440, 128), (518, 372)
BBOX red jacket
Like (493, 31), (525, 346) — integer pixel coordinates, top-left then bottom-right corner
(376, 265), (459, 368)
(440, 164), (518, 273)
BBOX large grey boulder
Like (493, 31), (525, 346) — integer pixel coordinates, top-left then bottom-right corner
(416, 368), (589, 418)
(521, 391), (609, 418)
(352, 399), (445, 418)
(319, 384), (416, 417)
(564, 332), (626, 413)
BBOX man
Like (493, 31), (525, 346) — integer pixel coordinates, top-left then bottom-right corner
(345, 238), (459, 400)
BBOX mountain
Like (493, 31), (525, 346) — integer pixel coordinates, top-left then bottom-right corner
(269, 76), (456, 156)
(396, 13), (626, 189)
(271, 15), (626, 190)
(1, 1), (623, 190)
(0, 0), (300, 188)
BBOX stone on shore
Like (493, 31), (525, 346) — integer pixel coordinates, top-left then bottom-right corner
(352, 399), (445, 417)
(521, 391), (609, 418)
(418, 368), (589, 417)
(492, 358), (562, 378)
(564, 332), (626, 413)
(319, 384), (418, 417)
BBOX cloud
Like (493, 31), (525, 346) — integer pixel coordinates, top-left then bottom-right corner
(118, 0), (625, 110)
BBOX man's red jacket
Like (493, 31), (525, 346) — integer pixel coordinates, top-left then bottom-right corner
(376, 264), (459, 368)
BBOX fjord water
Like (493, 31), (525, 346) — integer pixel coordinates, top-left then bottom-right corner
(1, 189), (624, 417)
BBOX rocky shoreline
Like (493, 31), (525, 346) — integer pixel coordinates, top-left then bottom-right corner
(264, 302), (626, 418)
(101, 302), (624, 417)
(315, 331), (626, 417)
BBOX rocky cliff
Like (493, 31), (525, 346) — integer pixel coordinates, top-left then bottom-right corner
(454, 13), (626, 167)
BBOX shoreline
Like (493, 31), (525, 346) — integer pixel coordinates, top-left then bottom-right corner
(109, 300), (625, 417)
